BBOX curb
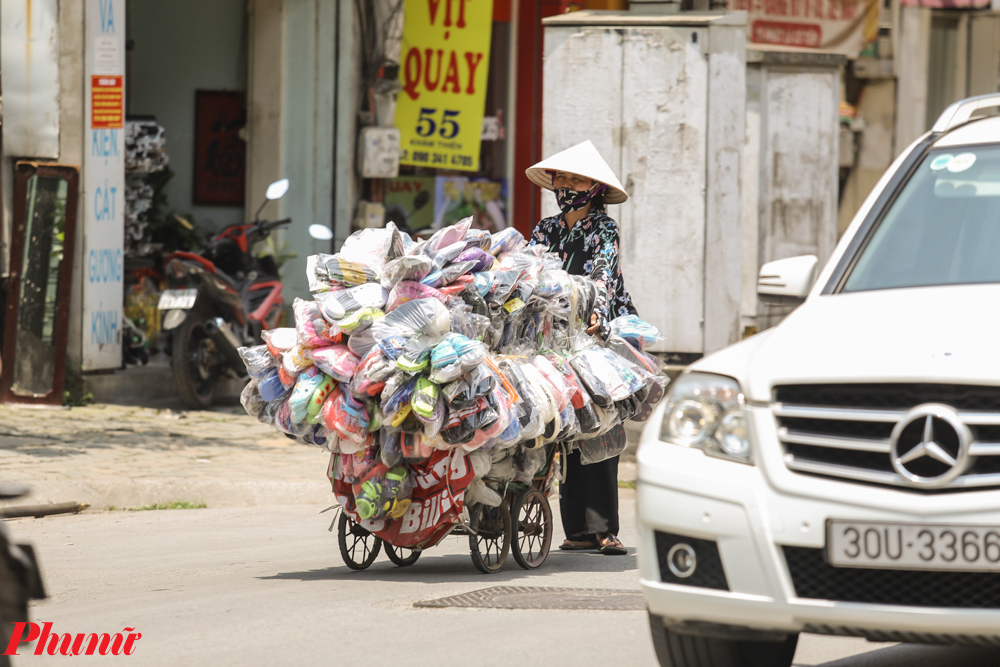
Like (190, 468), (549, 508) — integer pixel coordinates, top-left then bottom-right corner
(0, 478), (334, 511)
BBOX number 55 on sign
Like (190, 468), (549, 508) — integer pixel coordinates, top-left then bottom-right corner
(396, 0), (494, 173)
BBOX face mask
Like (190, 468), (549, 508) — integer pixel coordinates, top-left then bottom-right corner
(554, 183), (607, 215)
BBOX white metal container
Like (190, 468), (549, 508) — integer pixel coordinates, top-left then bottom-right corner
(742, 48), (842, 333)
(542, 10), (747, 356)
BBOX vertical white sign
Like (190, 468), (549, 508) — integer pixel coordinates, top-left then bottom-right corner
(83, 0), (125, 370)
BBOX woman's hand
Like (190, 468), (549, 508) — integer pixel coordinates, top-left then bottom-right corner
(586, 312), (600, 336)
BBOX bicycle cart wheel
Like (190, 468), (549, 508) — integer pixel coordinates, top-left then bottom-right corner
(469, 501), (512, 574)
(384, 543), (421, 567)
(511, 489), (552, 569)
(338, 513), (382, 570)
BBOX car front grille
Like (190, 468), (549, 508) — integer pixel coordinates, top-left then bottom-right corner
(773, 383), (1000, 492)
(783, 546), (1000, 608)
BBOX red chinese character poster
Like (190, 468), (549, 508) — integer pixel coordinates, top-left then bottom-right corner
(193, 90), (246, 206)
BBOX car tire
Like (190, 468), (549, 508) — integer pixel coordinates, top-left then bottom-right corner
(648, 613), (798, 667)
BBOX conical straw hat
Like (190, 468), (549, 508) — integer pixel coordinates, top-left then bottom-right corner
(525, 140), (628, 204)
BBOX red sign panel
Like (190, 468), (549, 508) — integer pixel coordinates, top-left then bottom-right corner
(91, 76), (123, 129)
(751, 20), (822, 48)
(193, 91), (246, 207)
(331, 448), (476, 549)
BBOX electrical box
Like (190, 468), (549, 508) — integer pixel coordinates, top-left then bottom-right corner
(358, 127), (400, 178)
(354, 201), (386, 230)
(542, 10), (747, 356)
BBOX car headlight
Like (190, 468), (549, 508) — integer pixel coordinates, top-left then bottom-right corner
(659, 372), (752, 464)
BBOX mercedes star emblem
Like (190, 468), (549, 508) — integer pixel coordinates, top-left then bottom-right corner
(890, 404), (971, 488)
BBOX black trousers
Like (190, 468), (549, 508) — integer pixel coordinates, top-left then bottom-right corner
(560, 450), (620, 540)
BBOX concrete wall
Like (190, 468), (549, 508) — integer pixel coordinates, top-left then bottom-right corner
(246, 0), (284, 226)
(279, 0), (337, 301)
(895, 5), (931, 156)
(127, 0), (247, 233)
(970, 13), (1000, 95)
(60, 0), (86, 369)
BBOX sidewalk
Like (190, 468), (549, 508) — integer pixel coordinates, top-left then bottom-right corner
(0, 402), (332, 510)
(0, 400), (641, 511)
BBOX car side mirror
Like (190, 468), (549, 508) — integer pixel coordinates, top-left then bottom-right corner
(758, 255), (819, 306)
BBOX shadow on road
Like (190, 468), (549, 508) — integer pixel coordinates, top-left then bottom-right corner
(260, 548), (639, 584)
(804, 642), (1000, 667)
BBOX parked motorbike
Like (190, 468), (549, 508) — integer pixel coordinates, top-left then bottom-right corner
(158, 178), (291, 408)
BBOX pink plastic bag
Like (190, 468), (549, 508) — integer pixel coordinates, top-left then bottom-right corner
(385, 281), (447, 312)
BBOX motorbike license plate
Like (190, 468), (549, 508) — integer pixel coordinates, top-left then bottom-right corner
(157, 289), (198, 310)
(828, 520), (1000, 572)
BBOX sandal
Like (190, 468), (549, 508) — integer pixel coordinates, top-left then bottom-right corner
(598, 533), (627, 556)
(559, 537), (599, 551)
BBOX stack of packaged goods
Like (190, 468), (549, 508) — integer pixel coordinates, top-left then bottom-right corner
(238, 218), (667, 548)
(125, 119), (170, 173)
(124, 119), (170, 257)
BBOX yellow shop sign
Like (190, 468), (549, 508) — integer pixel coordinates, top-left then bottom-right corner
(396, 0), (494, 173)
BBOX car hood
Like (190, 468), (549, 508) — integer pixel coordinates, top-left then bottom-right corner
(725, 285), (1000, 402)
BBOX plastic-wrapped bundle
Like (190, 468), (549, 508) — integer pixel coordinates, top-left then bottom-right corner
(326, 387), (365, 436)
(609, 314), (663, 350)
(238, 345), (276, 380)
(429, 333), (486, 384)
(289, 367), (325, 423)
(547, 354), (600, 435)
(241, 381), (267, 419)
(308, 253), (380, 290)
(352, 462), (412, 520)
(489, 227), (525, 256)
(237, 230), (674, 549)
(421, 260), (477, 288)
(535, 270), (573, 299)
(262, 327), (297, 356)
(569, 352), (613, 408)
(294, 298), (342, 346)
(463, 228), (492, 251)
(382, 255), (435, 287)
(258, 368), (290, 402)
(350, 347), (394, 398)
(441, 396), (499, 445)
(385, 281), (447, 312)
(428, 240), (467, 268)
(424, 217), (472, 255)
(455, 247), (493, 272)
(315, 283), (388, 322)
(576, 423), (628, 465)
(339, 224), (406, 270)
(442, 365), (495, 408)
(369, 297), (452, 344)
(309, 346), (357, 383)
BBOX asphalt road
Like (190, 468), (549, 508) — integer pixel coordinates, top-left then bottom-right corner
(6, 497), (1000, 667)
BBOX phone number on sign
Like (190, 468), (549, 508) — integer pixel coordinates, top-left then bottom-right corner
(402, 107), (474, 168)
(401, 149), (473, 168)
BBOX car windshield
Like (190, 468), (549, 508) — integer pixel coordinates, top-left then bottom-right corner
(843, 145), (1000, 292)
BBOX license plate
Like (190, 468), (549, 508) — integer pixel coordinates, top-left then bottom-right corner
(828, 520), (1000, 572)
(157, 289), (198, 310)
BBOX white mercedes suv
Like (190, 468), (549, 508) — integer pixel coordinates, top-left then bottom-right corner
(637, 94), (1000, 667)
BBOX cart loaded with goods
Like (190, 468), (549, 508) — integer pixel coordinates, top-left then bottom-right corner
(236, 219), (668, 573)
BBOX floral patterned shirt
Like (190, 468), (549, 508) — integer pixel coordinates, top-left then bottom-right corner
(529, 211), (637, 330)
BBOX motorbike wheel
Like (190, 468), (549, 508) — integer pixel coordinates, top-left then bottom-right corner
(172, 314), (220, 409)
